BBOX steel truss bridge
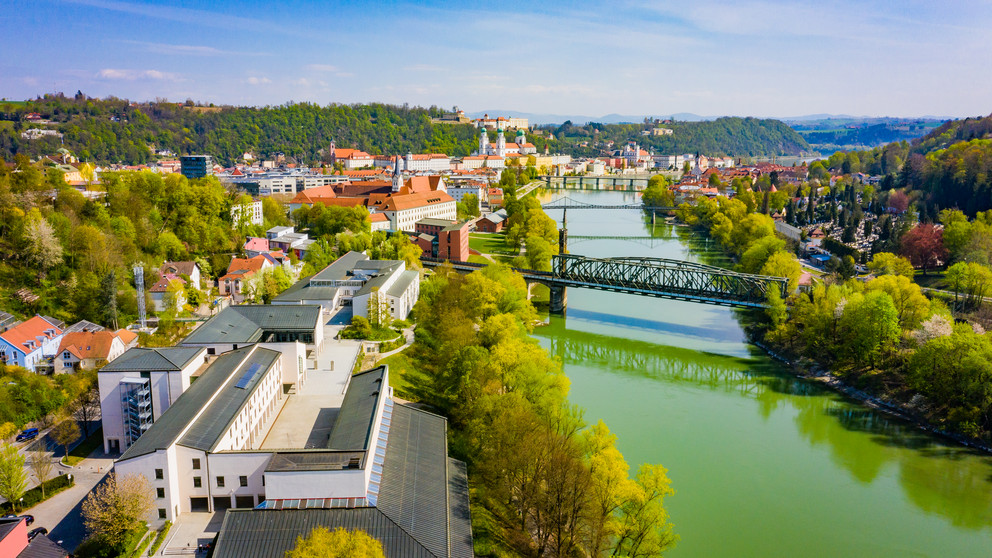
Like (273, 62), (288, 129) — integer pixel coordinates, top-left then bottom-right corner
(421, 253), (788, 310)
(541, 195), (676, 212)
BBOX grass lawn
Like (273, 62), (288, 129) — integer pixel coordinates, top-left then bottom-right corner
(468, 254), (490, 265)
(913, 271), (947, 289)
(64, 427), (103, 466)
(376, 352), (419, 401)
(469, 233), (515, 256)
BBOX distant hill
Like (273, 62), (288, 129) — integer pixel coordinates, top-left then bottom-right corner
(0, 95), (481, 166)
(534, 117), (811, 158)
(789, 117), (947, 151)
(466, 110), (710, 125)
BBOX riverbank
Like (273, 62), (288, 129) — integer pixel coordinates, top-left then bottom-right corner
(751, 336), (992, 454)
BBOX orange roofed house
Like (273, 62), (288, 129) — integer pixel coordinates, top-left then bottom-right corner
(56, 329), (138, 373)
(219, 255), (273, 299)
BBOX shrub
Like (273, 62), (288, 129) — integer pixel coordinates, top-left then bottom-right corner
(147, 521), (172, 556)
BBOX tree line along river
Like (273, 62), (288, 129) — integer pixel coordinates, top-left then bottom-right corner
(533, 189), (992, 557)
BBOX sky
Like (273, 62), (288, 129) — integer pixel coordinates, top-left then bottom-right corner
(2, 0), (991, 119)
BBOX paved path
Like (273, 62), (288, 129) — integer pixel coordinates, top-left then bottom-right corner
(23, 447), (117, 551)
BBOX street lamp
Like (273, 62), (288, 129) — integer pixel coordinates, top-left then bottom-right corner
(18, 497), (23, 512)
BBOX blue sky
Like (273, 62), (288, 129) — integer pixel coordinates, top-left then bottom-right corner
(2, 0), (990, 118)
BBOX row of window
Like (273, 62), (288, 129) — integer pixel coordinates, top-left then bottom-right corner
(155, 464), (250, 489)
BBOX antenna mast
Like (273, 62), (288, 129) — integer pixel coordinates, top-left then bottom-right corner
(133, 264), (146, 329)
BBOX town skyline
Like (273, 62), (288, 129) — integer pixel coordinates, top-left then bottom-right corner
(3, 0), (991, 118)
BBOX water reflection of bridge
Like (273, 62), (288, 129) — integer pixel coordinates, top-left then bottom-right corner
(544, 329), (767, 395)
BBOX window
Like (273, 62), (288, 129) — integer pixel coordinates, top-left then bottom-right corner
(157, 487), (165, 499)
(217, 476), (225, 488)
(192, 458), (201, 470)
(239, 475), (248, 487)
(155, 469), (163, 480)
(158, 509), (166, 520)
(193, 477), (201, 488)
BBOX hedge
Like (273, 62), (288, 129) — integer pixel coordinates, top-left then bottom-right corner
(0, 474), (74, 513)
(147, 521), (172, 556)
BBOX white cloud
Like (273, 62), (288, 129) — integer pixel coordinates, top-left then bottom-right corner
(97, 68), (180, 81)
(247, 76), (272, 85)
(119, 40), (268, 57)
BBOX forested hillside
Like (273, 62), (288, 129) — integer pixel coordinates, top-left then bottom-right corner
(534, 117), (811, 157)
(791, 117), (943, 152)
(0, 93), (480, 165)
(820, 114), (992, 216)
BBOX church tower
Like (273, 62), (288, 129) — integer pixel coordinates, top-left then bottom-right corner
(516, 129), (525, 151)
(496, 127), (506, 158)
(478, 127), (489, 156)
(392, 156), (403, 192)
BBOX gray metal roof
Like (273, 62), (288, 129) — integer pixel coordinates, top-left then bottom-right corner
(310, 251), (369, 282)
(356, 266), (400, 296)
(377, 404), (450, 558)
(182, 305), (321, 345)
(178, 347), (281, 452)
(386, 270), (419, 298)
(18, 533), (70, 558)
(272, 274), (340, 304)
(446, 458), (474, 558)
(100, 347), (205, 373)
(212, 508), (436, 558)
(265, 451), (366, 472)
(326, 367), (387, 451)
(119, 346), (259, 461)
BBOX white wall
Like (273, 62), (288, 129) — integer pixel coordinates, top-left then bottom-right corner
(264, 469), (367, 500)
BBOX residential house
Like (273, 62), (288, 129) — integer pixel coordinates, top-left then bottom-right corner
(0, 315), (64, 373)
(219, 255), (273, 298)
(160, 261), (202, 289)
(149, 273), (187, 313)
(231, 200), (264, 227)
(56, 329), (137, 373)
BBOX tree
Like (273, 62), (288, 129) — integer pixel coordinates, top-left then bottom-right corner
(0, 444), (28, 512)
(81, 472), (154, 548)
(23, 215), (64, 276)
(366, 287), (391, 329)
(28, 450), (54, 499)
(285, 526), (385, 558)
(900, 224), (948, 275)
(101, 270), (118, 329)
(51, 420), (80, 461)
(612, 464), (678, 557)
(457, 193), (480, 220)
(867, 252), (915, 279)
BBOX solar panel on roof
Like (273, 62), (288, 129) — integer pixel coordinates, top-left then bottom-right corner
(234, 363), (262, 389)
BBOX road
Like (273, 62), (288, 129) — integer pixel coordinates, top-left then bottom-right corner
(18, 446), (115, 551)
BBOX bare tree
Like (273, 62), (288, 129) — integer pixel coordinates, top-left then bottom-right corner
(28, 450), (54, 498)
(71, 383), (100, 437)
(51, 420), (80, 461)
(82, 473), (154, 547)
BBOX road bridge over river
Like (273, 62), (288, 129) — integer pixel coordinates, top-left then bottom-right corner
(421, 253), (787, 312)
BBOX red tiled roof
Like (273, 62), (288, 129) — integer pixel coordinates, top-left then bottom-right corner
(381, 190), (455, 212)
(0, 315), (63, 353)
(57, 331), (122, 361)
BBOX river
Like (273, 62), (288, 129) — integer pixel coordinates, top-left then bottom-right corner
(534, 189), (992, 557)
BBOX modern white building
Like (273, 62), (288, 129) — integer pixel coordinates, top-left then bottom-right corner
(231, 200), (264, 227)
(114, 362), (473, 557)
(98, 347), (209, 454)
(273, 252), (420, 322)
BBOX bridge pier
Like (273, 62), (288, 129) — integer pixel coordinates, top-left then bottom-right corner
(549, 285), (568, 315)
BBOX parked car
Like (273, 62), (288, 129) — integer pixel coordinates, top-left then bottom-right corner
(27, 527), (47, 540)
(15, 428), (39, 442)
(19, 515), (34, 526)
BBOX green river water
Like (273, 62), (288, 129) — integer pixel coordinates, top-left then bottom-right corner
(534, 190), (992, 557)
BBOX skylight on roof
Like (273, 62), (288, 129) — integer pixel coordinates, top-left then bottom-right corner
(234, 362), (262, 389)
